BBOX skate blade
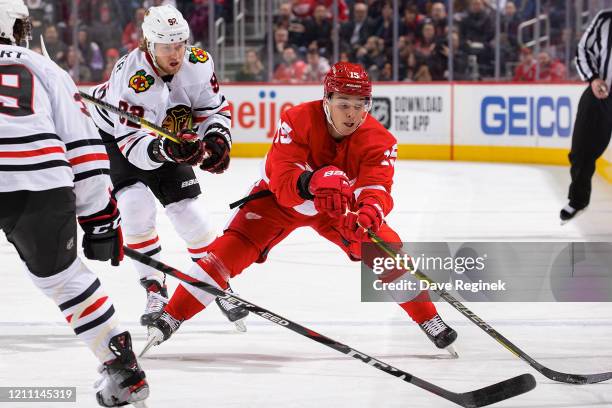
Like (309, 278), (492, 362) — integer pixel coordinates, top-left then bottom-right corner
(139, 336), (159, 357)
(234, 318), (247, 333)
(445, 344), (459, 359)
(132, 401), (149, 408)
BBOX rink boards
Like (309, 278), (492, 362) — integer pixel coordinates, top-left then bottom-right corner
(78, 82), (612, 183)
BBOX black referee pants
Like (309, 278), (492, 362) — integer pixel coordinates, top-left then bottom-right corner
(567, 85), (612, 208)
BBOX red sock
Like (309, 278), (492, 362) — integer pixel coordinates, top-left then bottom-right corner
(398, 291), (437, 324)
(165, 284), (207, 321)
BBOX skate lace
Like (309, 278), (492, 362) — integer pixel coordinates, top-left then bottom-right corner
(145, 292), (167, 314)
(421, 315), (447, 337)
(161, 312), (182, 332)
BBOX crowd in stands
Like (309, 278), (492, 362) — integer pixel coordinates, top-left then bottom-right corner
(29, 0), (572, 84)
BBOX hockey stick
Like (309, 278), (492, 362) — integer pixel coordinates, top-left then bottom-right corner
(78, 92), (181, 143)
(367, 231), (612, 384)
(124, 247), (535, 407)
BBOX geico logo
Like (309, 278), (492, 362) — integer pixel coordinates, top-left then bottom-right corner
(480, 96), (572, 137)
(227, 90), (295, 138)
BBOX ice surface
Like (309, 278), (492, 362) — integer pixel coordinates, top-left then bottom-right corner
(1, 159), (611, 407)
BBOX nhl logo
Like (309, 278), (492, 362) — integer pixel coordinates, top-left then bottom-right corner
(371, 97), (391, 129)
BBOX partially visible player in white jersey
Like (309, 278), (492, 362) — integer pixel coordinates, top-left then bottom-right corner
(89, 4), (247, 330)
(0, 1), (148, 406)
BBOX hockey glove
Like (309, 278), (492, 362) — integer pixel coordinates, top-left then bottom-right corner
(299, 165), (352, 218)
(342, 197), (385, 241)
(200, 125), (231, 174)
(78, 199), (124, 266)
(149, 129), (205, 166)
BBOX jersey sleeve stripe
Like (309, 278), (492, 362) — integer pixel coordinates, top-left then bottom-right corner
(0, 146), (65, 158)
(73, 168), (110, 182)
(0, 133), (61, 145)
(193, 95), (227, 112)
(68, 153), (109, 166)
(65, 139), (104, 150)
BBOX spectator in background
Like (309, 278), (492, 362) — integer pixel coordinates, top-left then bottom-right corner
(42, 25), (67, 63)
(62, 46), (92, 83)
(302, 49), (330, 81)
(275, 2), (307, 48)
(500, 0), (521, 69)
(415, 21), (437, 59)
(430, 2), (448, 38)
(77, 27), (104, 82)
(340, 2), (375, 52)
(274, 46), (307, 83)
(537, 51), (566, 81)
(291, 0), (349, 22)
(89, 3), (123, 53)
(402, 50), (433, 81)
(122, 7), (146, 52)
(102, 48), (120, 81)
(236, 49), (267, 82)
(273, 27), (290, 68)
(355, 36), (386, 74)
(183, 0), (208, 44)
(339, 50), (351, 62)
(379, 62), (394, 81)
(428, 30), (468, 80)
(399, 5), (425, 44)
(459, 0), (494, 76)
(513, 47), (536, 81)
(375, 2), (394, 47)
(304, 5), (333, 57)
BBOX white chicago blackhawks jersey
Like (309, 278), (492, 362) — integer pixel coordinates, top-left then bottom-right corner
(90, 46), (232, 170)
(0, 45), (110, 217)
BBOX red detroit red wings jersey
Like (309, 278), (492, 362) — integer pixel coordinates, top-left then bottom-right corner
(264, 100), (398, 217)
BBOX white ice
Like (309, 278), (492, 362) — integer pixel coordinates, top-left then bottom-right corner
(1, 159), (612, 407)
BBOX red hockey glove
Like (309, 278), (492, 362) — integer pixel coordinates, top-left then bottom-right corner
(342, 197), (385, 241)
(149, 129), (206, 166)
(78, 198), (124, 266)
(307, 165), (352, 217)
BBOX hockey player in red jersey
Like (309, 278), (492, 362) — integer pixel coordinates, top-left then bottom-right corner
(144, 62), (458, 354)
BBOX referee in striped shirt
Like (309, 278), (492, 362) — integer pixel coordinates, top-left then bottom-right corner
(561, 9), (612, 224)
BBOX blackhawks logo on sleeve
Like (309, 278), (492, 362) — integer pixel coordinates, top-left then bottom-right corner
(189, 47), (209, 64)
(129, 69), (155, 93)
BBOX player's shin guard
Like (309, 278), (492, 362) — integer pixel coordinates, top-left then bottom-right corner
(29, 258), (123, 363)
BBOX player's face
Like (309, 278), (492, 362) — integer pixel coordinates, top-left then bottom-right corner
(155, 42), (186, 75)
(326, 94), (371, 137)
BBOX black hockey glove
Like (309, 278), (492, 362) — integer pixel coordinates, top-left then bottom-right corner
(78, 199), (123, 266)
(148, 129), (206, 166)
(200, 125), (231, 174)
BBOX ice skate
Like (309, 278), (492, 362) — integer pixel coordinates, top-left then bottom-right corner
(140, 311), (183, 356)
(419, 314), (459, 358)
(95, 331), (149, 407)
(139, 278), (168, 326)
(215, 284), (248, 332)
(560, 203), (588, 225)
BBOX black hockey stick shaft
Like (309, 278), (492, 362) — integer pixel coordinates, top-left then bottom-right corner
(367, 231), (612, 385)
(79, 92), (181, 143)
(124, 247), (535, 408)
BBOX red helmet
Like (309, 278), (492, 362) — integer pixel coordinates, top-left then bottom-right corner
(324, 62), (372, 99)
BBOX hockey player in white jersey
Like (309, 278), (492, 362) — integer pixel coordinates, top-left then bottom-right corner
(0, 1), (148, 406)
(89, 4), (247, 330)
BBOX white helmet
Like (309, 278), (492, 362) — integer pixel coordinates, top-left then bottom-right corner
(142, 5), (190, 68)
(0, 0), (30, 45)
